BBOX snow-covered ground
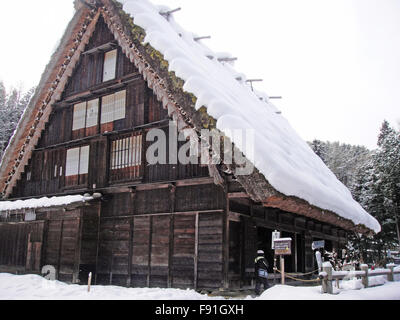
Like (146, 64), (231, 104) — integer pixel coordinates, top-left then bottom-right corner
(0, 273), (399, 300)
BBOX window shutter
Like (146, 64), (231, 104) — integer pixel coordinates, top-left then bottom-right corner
(66, 148), (80, 176)
(72, 102), (86, 131)
(103, 49), (117, 82)
(114, 90), (126, 121)
(79, 146), (90, 175)
(86, 99), (99, 128)
(101, 93), (115, 124)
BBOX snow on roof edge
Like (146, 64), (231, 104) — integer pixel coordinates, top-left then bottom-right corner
(120, 0), (380, 233)
(0, 195), (94, 212)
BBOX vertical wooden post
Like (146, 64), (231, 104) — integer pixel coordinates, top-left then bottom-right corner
(294, 233), (298, 273)
(168, 215), (174, 288)
(280, 256), (285, 285)
(386, 264), (395, 282)
(222, 181), (229, 290)
(73, 216), (83, 284)
(147, 216), (153, 288)
(322, 263), (333, 294)
(361, 264), (369, 288)
(88, 272), (92, 292)
(94, 203), (101, 285)
(168, 185), (175, 288)
(127, 217), (134, 288)
(194, 212), (199, 290)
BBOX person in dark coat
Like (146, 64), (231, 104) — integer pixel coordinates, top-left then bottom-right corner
(255, 250), (270, 295)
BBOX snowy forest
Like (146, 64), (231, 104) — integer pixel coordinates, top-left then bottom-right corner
(0, 80), (399, 266)
(0, 82), (34, 158)
(309, 122), (400, 265)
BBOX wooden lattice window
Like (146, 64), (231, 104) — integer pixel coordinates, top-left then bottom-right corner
(110, 132), (143, 183)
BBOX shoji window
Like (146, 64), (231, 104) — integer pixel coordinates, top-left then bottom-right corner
(66, 146), (90, 177)
(110, 133), (142, 182)
(103, 49), (117, 82)
(72, 99), (99, 131)
(72, 102), (86, 131)
(100, 90), (126, 124)
(86, 99), (99, 128)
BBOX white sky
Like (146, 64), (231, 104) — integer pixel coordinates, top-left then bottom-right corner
(0, 0), (399, 149)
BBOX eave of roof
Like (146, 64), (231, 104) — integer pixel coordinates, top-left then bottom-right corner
(0, 0), (379, 235)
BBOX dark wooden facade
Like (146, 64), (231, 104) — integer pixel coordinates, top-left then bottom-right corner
(0, 16), (348, 291)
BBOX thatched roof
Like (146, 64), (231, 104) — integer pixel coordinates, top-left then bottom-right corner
(0, 0), (380, 235)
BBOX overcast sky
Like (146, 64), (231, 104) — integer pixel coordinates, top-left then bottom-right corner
(0, 0), (399, 149)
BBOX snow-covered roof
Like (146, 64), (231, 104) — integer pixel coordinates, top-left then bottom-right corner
(121, 0), (380, 233)
(0, 195), (95, 212)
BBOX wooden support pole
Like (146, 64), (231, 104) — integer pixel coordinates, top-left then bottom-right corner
(386, 264), (395, 282)
(88, 272), (92, 292)
(280, 256), (285, 285)
(322, 263), (333, 294)
(361, 264), (369, 288)
(160, 7), (181, 18)
(194, 36), (211, 41)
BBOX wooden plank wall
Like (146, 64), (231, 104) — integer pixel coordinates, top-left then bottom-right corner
(197, 212), (223, 289)
(96, 211), (224, 290)
(79, 203), (101, 283)
(0, 221), (45, 273)
(43, 210), (82, 283)
(63, 16), (136, 97)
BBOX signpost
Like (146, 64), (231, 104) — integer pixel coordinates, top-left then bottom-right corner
(273, 238), (292, 285)
(271, 230), (281, 249)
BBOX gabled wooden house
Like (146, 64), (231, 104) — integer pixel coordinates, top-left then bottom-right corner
(0, 0), (380, 290)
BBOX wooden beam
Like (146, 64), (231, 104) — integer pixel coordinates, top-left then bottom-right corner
(82, 41), (117, 55)
(175, 177), (214, 187)
(228, 192), (249, 199)
(263, 195), (369, 234)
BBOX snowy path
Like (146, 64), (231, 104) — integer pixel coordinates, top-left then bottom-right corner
(0, 273), (399, 300)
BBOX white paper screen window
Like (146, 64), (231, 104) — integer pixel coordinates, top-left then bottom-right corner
(72, 102), (86, 131)
(103, 49), (117, 82)
(114, 90), (126, 121)
(66, 146), (90, 176)
(101, 90), (126, 124)
(66, 148), (80, 176)
(86, 99), (99, 128)
(101, 93), (115, 124)
(79, 146), (90, 175)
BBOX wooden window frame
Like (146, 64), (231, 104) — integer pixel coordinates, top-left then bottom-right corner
(65, 145), (90, 188)
(109, 132), (143, 183)
(100, 89), (127, 133)
(72, 99), (99, 138)
(102, 49), (118, 82)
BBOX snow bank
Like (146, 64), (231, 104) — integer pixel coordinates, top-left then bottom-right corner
(256, 282), (400, 300)
(0, 195), (94, 212)
(0, 273), (223, 300)
(1, 273), (399, 300)
(121, 0), (380, 233)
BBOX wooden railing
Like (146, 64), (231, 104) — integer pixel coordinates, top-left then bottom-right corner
(319, 263), (400, 294)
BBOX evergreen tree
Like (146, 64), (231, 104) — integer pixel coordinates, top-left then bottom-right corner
(0, 82), (35, 159)
(310, 139), (327, 164)
(374, 121), (400, 248)
(349, 121), (400, 264)
(310, 121), (400, 265)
